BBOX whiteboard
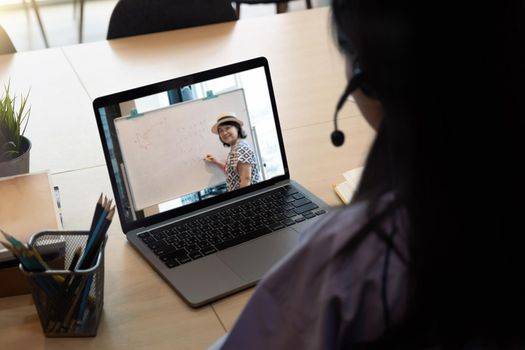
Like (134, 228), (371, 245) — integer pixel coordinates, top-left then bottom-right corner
(114, 89), (255, 211)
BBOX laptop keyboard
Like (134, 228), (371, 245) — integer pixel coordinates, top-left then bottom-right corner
(137, 185), (326, 268)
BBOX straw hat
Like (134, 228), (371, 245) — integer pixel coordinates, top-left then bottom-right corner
(211, 112), (244, 134)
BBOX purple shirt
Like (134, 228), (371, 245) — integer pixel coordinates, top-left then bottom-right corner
(213, 194), (409, 349)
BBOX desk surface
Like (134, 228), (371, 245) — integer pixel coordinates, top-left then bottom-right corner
(0, 49), (105, 173)
(62, 7), (361, 130)
(0, 167), (227, 350)
(0, 7), (374, 349)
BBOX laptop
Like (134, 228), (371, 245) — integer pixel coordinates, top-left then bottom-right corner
(93, 57), (330, 307)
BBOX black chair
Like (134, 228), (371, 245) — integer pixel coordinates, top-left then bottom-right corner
(0, 25), (16, 55)
(233, 0), (312, 17)
(107, 0), (238, 40)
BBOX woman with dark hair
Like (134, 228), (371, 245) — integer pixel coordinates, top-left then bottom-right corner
(205, 112), (261, 191)
(210, 1), (525, 349)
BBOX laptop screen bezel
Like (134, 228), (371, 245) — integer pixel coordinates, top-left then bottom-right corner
(93, 57), (290, 234)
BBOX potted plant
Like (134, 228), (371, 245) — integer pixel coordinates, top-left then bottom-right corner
(0, 83), (31, 177)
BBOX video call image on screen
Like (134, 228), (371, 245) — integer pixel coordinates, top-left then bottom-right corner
(98, 67), (285, 223)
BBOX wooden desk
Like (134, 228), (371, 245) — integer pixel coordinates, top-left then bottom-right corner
(0, 49), (105, 173)
(0, 166), (225, 349)
(0, 7), (375, 348)
(62, 7), (361, 131)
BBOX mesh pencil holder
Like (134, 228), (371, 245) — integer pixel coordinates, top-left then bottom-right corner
(20, 231), (106, 337)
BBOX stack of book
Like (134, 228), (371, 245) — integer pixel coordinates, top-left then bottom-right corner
(333, 167), (364, 205)
(0, 172), (62, 297)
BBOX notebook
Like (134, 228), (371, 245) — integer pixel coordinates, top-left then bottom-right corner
(92, 57), (330, 307)
(334, 167), (364, 205)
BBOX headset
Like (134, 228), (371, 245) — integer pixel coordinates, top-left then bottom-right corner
(331, 66), (365, 147)
(330, 59), (403, 333)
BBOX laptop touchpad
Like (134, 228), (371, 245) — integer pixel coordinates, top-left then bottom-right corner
(217, 229), (300, 282)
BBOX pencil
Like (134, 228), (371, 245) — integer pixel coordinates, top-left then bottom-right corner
(62, 247), (82, 290)
(89, 193), (104, 234)
(26, 246), (66, 285)
(98, 206), (114, 244)
(0, 229), (23, 250)
(0, 240), (14, 253)
(28, 245), (52, 271)
(72, 205), (115, 331)
(80, 201), (109, 269)
(59, 274), (90, 331)
(60, 197), (111, 330)
(81, 205), (114, 270)
(73, 274), (94, 328)
(44, 246), (82, 332)
(1, 231), (48, 272)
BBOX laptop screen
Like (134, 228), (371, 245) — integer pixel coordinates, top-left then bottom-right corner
(93, 58), (289, 232)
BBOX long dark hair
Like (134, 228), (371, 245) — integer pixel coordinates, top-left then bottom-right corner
(332, 0), (525, 347)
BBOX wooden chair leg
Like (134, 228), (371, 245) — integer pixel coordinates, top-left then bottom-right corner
(29, 0), (49, 48)
(305, 0), (312, 9)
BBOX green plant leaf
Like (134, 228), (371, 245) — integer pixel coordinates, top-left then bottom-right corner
(0, 80), (31, 162)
